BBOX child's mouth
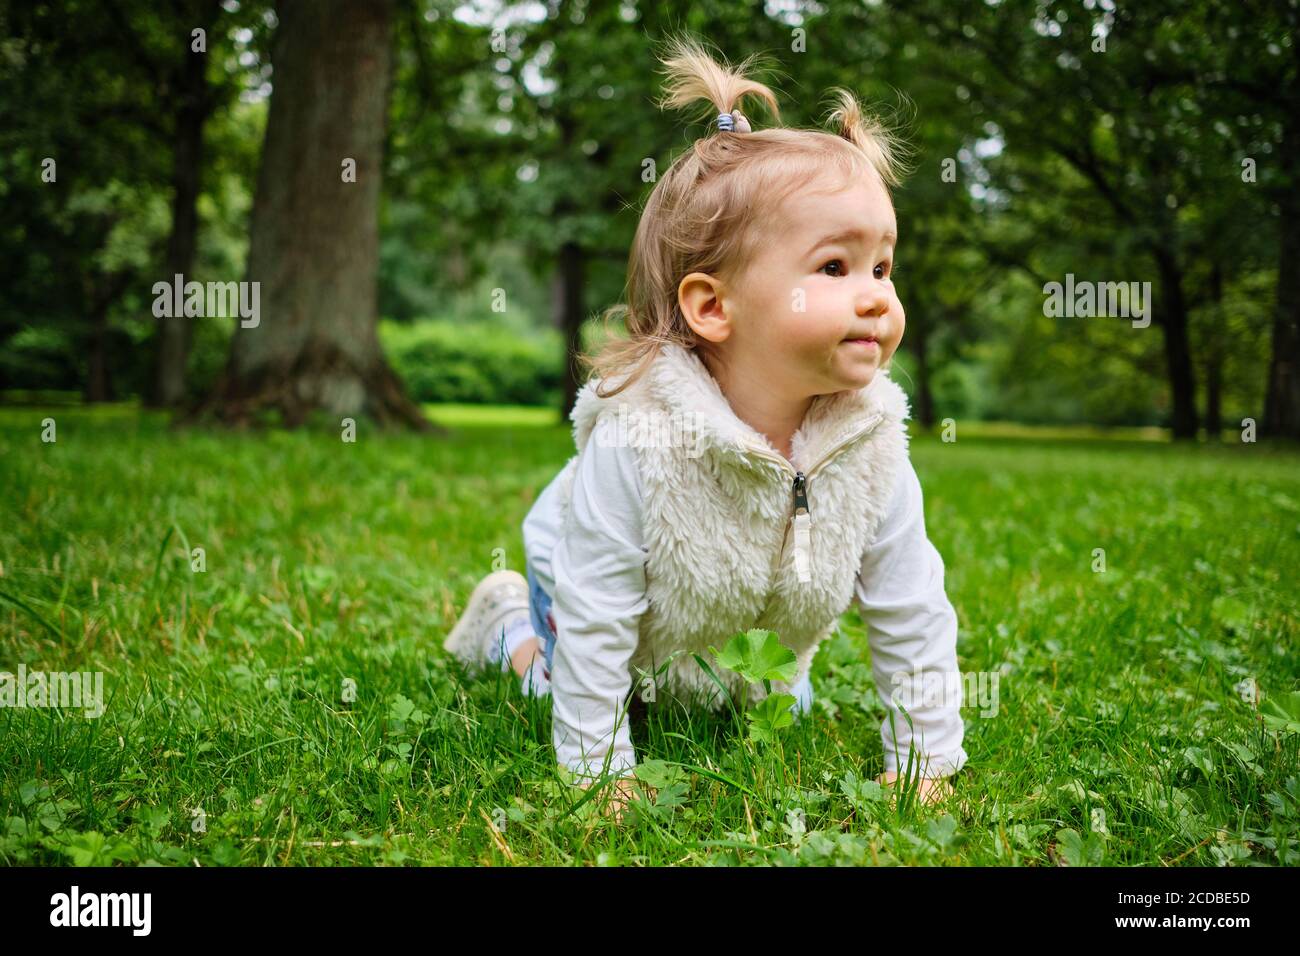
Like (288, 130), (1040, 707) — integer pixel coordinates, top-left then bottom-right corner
(843, 336), (879, 349)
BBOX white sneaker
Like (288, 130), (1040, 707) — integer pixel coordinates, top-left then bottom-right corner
(443, 570), (532, 677)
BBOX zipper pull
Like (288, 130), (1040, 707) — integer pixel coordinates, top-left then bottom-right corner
(792, 471), (812, 583)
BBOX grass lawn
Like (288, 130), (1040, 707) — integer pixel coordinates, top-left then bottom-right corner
(1, 405), (1297, 866)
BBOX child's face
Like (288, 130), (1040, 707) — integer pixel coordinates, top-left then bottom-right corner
(727, 174), (904, 398)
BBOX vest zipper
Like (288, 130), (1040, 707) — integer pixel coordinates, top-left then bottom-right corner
(791, 471), (812, 583)
(747, 411), (885, 622)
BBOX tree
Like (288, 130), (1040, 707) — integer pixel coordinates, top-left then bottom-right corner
(102, 0), (246, 407)
(0, 0), (171, 401)
(892, 1), (1217, 438)
(1214, 1), (1300, 439)
(199, 0), (428, 428)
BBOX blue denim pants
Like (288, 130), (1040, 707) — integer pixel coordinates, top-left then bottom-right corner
(524, 561), (813, 714)
(526, 563), (559, 682)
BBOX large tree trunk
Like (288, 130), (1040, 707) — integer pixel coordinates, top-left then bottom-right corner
(1263, 115), (1300, 439)
(198, 0), (427, 429)
(152, 8), (214, 408)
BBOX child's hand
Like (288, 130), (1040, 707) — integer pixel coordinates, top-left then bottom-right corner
(876, 770), (954, 806)
(578, 775), (655, 824)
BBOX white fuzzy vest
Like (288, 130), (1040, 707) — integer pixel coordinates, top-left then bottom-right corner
(552, 342), (912, 710)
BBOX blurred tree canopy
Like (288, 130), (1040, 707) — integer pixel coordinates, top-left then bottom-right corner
(0, 0), (1294, 438)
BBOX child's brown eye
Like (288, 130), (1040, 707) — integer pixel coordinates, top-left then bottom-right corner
(873, 263), (888, 280)
(819, 259), (846, 277)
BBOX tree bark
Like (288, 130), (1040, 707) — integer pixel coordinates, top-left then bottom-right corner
(197, 0), (428, 429)
(1263, 115), (1300, 439)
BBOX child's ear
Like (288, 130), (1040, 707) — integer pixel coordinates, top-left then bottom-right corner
(678, 272), (732, 344)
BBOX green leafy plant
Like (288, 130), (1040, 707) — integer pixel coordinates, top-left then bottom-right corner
(1053, 827), (1107, 866)
(49, 830), (138, 866)
(839, 770), (887, 812)
(1259, 691), (1300, 736)
(707, 628), (801, 744)
(748, 694), (796, 744)
(627, 760), (690, 823)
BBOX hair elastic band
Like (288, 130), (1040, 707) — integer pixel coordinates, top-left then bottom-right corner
(716, 110), (752, 133)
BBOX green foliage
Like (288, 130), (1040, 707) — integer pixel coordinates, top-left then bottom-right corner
(839, 770), (887, 811)
(747, 693), (798, 744)
(709, 629), (799, 686)
(0, 0), (269, 400)
(1054, 828), (1107, 867)
(1260, 693), (1300, 737)
(380, 319), (563, 406)
(709, 628), (802, 745)
(2, 0), (1292, 431)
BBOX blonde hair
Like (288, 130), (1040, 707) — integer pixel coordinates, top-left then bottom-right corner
(580, 33), (912, 399)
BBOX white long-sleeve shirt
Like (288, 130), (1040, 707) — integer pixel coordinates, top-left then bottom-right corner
(522, 436), (969, 782)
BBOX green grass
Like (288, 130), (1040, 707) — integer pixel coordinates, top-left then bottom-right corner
(0, 405), (1297, 866)
(423, 402), (565, 428)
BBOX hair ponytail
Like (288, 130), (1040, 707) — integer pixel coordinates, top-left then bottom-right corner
(823, 87), (912, 188)
(656, 35), (781, 131)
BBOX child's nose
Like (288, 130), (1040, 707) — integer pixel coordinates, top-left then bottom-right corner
(856, 284), (890, 316)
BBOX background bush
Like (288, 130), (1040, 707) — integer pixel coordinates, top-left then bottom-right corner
(380, 318), (564, 407)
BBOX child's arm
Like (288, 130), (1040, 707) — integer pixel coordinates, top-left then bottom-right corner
(549, 435), (650, 785)
(855, 457), (969, 782)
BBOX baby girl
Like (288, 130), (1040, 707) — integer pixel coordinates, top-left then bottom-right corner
(446, 36), (968, 818)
